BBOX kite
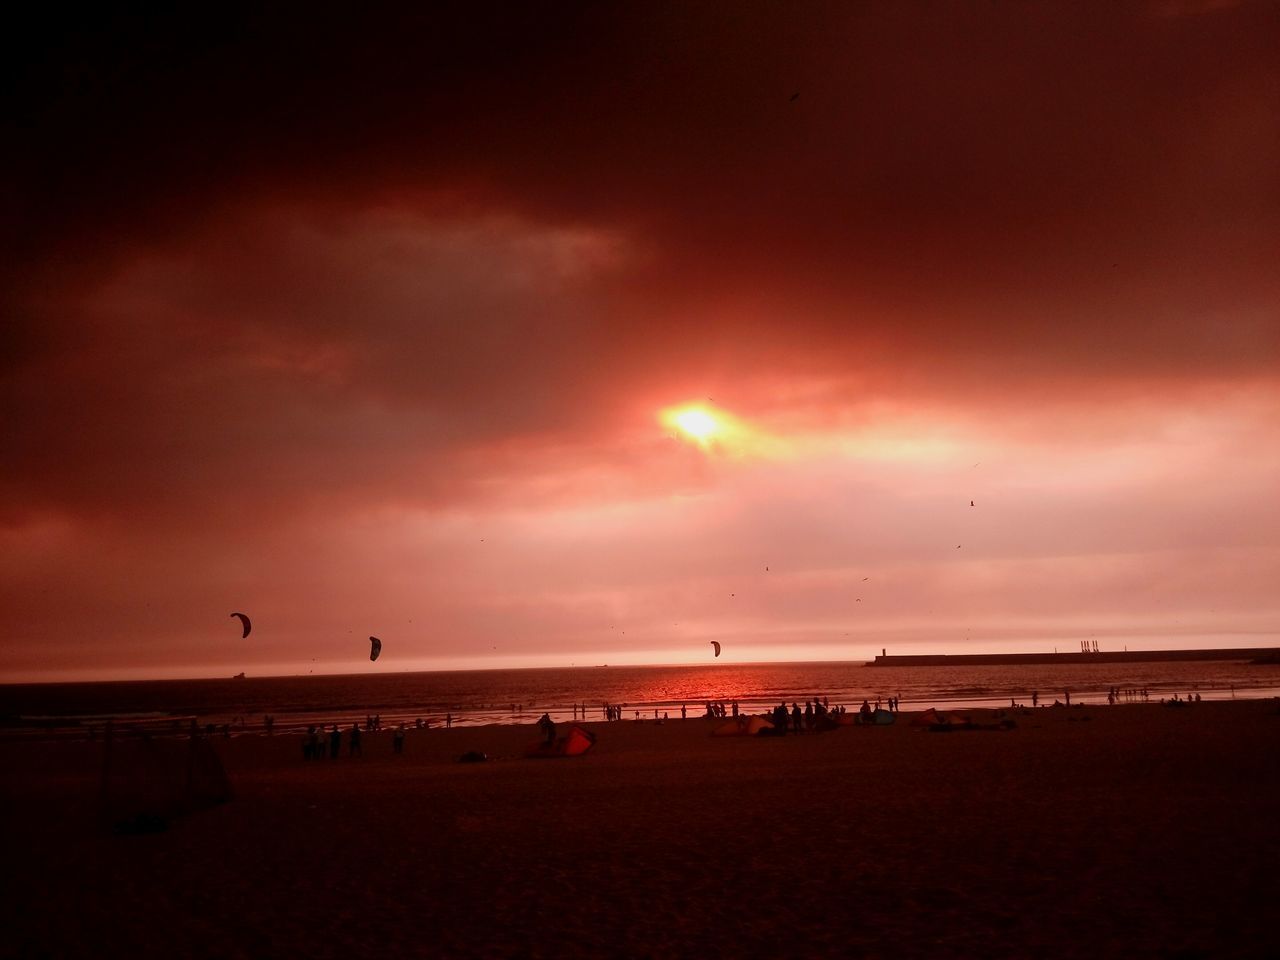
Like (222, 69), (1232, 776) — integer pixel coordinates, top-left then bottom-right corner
(230, 612), (251, 638)
(710, 641), (721, 658)
(369, 636), (382, 661)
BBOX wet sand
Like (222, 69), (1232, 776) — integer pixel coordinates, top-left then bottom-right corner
(5, 699), (1279, 959)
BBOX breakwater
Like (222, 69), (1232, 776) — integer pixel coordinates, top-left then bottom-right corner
(869, 647), (1279, 667)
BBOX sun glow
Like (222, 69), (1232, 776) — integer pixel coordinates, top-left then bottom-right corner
(660, 402), (773, 456)
(673, 408), (719, 441)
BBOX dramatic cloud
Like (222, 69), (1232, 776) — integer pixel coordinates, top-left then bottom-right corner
(3, 3), (1278, 679)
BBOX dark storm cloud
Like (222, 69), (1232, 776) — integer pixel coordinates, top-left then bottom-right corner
(8, 2), (1278, 299)
(4, 2), (1277, 518)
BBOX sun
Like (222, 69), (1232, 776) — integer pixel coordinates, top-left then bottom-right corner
(672, 408), (719, 442)
(659, 402), (766, 456)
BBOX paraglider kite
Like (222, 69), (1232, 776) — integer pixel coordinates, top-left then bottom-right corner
(369, 636), (382, 661)
(230, 612), (251, 638)
(710, 641), (721, 658)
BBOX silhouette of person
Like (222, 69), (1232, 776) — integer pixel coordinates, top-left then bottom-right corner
(349, 722), (362, 757)
(537, 713), (556, 745)
(393, 724), (405, 754)
(329, 724), (341, 759)
(791, 702), (803, 733)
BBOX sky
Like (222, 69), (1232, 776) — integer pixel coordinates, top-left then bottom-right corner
(3, 2), (1278, 681)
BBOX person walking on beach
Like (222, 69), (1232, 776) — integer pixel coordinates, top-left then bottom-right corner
(349, 722), (362, 757)
(537, 712), (556, 745)
(1032, 690), (1039, 707)
(393, 723), (405, 754)
(329, 724), (341, 759)
(681, 704), (686, 720)
(791, 702), (803, 733)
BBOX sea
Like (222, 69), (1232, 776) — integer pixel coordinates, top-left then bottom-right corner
(4, 658), (1279, 740)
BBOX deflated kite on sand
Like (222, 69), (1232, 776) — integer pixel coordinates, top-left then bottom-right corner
(838, 708), (896, 726)
(525, 724), (596, 758)
(712, 715), (775, 737)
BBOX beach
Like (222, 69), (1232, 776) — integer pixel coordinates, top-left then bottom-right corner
(5, 699), (1278, 959)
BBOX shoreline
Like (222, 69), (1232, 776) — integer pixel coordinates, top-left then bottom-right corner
(7, 680), (1280, 744)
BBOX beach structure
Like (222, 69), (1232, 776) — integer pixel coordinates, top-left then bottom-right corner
(98, 720), (233, 832)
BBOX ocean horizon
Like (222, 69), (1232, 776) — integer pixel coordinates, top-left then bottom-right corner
(5, 658), (1278, 738)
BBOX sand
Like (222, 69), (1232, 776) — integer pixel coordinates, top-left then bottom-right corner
(4, 700), (1279, 959)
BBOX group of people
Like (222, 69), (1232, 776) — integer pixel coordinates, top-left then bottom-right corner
(1108, 687), (1151, 703)
(300, 719), (410, 759)
(772, 697), (841, 733)
(302, 723), (362, 760)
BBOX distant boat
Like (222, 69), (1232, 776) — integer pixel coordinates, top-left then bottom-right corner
(232, 672), (246, 679)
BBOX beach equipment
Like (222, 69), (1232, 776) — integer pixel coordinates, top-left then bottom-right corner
(926, 709), (1016, 732)
(99, 723), (233, 833)
(526, 724), (596, 758)
(369, 636), (382, 661)
(230, 612), (251, 638)
(712, 715), (775, 737)
(839, 708), (896, 726)
(814, 713), (841, 732)
(910, 708), (942, 727)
